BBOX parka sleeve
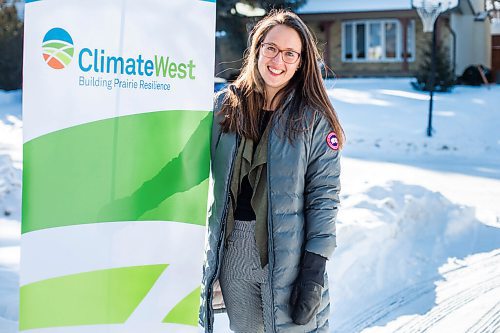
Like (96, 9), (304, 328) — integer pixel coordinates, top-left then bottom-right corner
(210, 91), (226, 163)
(304, 112), (341, 260)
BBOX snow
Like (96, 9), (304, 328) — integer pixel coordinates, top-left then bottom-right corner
(297, 0), (413, 14)
(1, 78), (500, 332)
(0, 89), (22, 333)
(493, 21), (500, 35)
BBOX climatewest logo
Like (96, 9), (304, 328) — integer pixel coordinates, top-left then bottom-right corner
(41, 27), (197, 92)
(42, 28), (74, 69)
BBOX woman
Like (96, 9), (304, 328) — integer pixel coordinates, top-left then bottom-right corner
(199, 9), (344, 333)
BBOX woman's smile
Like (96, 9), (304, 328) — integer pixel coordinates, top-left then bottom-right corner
(267, 66), (284, 76)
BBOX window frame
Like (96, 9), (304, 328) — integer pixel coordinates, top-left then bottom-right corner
(341, 19), (415, 63)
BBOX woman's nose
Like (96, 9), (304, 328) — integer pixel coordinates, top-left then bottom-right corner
(271, 52), (283, 64)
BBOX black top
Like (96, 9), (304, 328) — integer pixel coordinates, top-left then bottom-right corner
(234, 111), (273, 221)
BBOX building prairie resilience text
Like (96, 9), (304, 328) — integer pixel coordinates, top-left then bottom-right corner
(79, 76), (172, 91)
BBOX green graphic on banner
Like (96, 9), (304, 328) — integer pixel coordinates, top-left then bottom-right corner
(163, 286), (201, 326)
(22, 110), (211, 234)
(19, 264), (168, 330)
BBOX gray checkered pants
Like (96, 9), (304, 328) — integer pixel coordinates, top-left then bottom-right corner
(219, 220), (273, 333)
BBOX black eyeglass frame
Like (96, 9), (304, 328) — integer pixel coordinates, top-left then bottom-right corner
(260, 42), (301, 64)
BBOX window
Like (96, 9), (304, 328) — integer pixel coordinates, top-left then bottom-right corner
(368, 23), (382, 60)
(385, 22), (397, 58)
(406, 20), (415, 59)
(345, 24), (353, 59)
(356, 24), (366, 59)
(342, 19), (415, 62)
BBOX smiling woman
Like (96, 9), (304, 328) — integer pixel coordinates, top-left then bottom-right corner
(199, 9), (345, 333)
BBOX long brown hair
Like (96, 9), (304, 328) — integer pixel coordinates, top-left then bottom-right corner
(219, 9), (345, 148)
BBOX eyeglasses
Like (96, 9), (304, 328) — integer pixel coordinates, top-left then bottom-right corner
(260, 43), (301, 64)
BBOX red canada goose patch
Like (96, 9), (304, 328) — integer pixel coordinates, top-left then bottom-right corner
(326, 131), (339, 150)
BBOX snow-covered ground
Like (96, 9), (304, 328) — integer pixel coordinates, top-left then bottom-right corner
(326, 79), (500, 333)
(0, 89), (22, 333)
(1, 79), (499, 332)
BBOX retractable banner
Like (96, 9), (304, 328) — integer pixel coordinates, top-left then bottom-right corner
(21, 0), (215, 332)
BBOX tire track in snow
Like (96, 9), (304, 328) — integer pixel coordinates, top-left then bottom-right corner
(334, 251), (500, 333)
(464, 301), (500, 333)
(393, 275), (500, 332)
(392, 251), (500, 333)
(334, 279), (436, 333)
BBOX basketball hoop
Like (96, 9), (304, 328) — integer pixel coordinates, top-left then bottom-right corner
(412, 0), (458, 32)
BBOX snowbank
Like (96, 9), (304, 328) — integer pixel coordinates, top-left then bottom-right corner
(332, 180), (500, 332)
(0, 155), (22, 222)
(0, 89), (22, 333)
(0, 90), (22, 169)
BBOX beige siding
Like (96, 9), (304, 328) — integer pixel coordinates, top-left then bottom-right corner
(451, 14), (491, 75)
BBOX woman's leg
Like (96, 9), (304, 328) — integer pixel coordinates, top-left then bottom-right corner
(260, 266), (273, 333)
(219, 220), (268, 333)
(220, 273), (265, 332)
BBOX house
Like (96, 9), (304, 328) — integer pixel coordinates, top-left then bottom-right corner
(297, 0), (492, 78)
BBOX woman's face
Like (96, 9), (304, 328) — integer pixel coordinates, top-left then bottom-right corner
(257, 24), (302, 100)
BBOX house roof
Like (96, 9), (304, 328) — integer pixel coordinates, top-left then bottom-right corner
(297, 0), (414, 14)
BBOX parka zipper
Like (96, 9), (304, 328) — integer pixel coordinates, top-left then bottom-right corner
(206, 134), (240, 332)
(266, 116), (277, 333)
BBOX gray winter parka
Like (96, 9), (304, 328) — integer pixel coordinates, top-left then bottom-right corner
(199, 90), (341, 332)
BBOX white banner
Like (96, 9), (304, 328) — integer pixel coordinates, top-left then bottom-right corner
(21, 0), (215, 331)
